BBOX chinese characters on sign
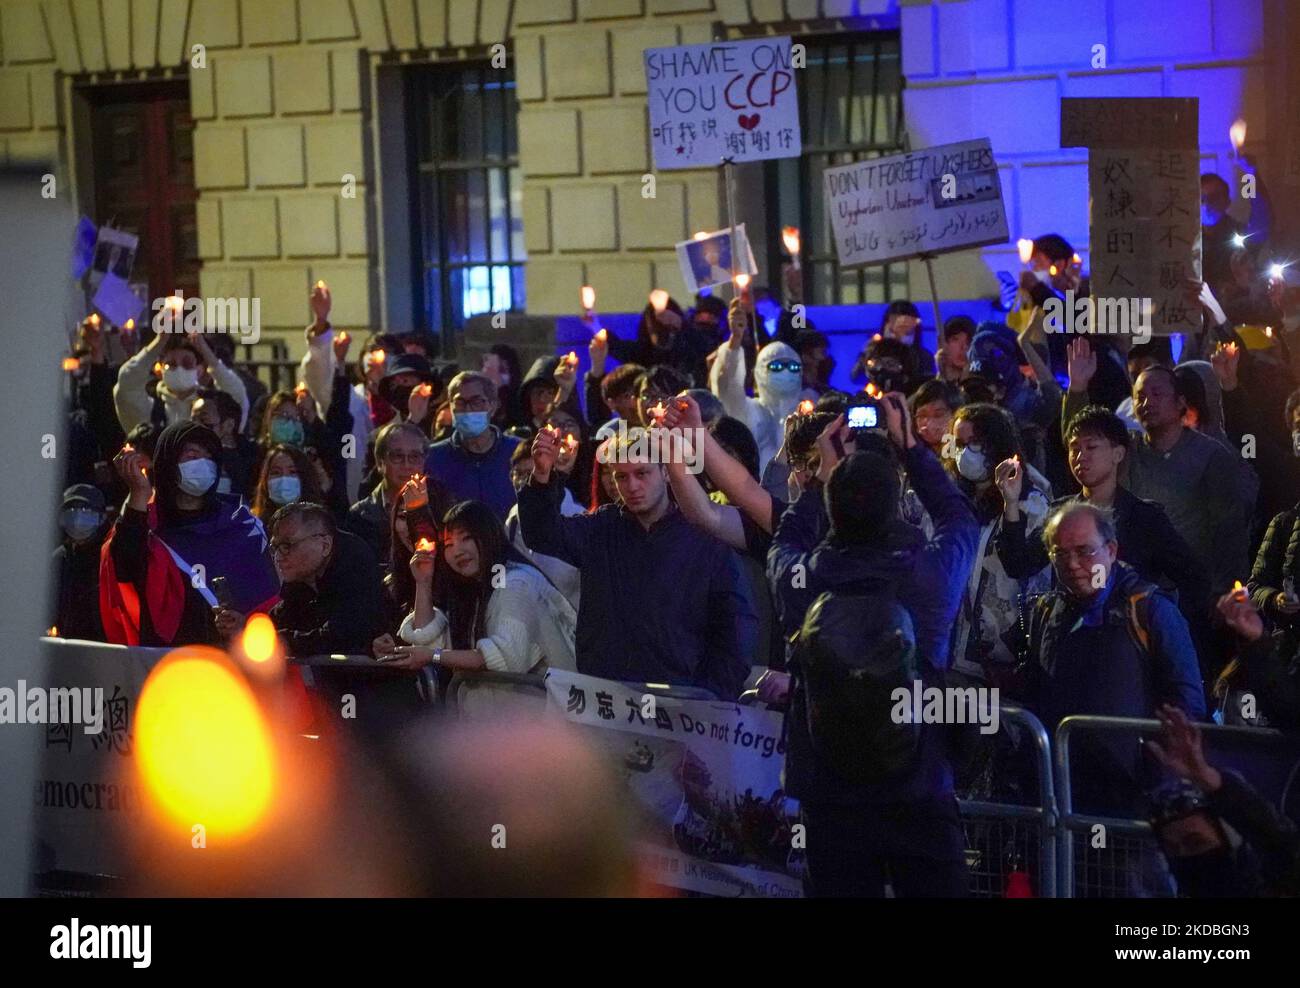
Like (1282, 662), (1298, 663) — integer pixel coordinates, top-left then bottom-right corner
(822, 138), (1010, 268)
(644, 37), (802, 170)
(1062, 98), (1203, 337)
(1089, 149), (1201, 334)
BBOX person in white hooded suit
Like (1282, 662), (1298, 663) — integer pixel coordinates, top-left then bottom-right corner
(708, 300), (809, 474)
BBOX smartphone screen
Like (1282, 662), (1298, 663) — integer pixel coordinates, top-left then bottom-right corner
(847, 404), (878, 429)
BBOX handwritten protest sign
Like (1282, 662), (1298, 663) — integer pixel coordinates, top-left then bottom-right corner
(823, 138), (1009, 268)
(1062, 98), (1202, 336)
(645, 37), (801, 170)
(545, 669), (802, 897)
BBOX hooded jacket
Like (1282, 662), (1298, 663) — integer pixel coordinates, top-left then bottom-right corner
(768, 443), (980, 806)
(518, 355), (587, 434)
(710, 338), (804, 475)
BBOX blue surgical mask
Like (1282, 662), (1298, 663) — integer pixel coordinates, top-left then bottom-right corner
(177, 458), (219, 496)
(60, 508), (102, 543)
(267, 475), (302, 506)
(956, 445), (989, 483)
(453, 411), (490, 439)
(270, 417), (305, 446)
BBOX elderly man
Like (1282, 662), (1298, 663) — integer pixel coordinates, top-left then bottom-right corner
(1016, 502), (1205, 815)
(423, 371), (523, 521)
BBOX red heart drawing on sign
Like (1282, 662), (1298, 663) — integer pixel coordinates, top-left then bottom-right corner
(738, 114), (761, 131)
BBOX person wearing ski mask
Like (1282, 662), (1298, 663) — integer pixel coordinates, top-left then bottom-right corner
(423, 371), (523, 521)
(709, 298), (806, 475)
(114, 331), (248, 434)
(51, 484), (111, 642)
(100, 421), (279, 647)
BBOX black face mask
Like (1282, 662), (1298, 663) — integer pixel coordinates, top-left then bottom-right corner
(390, 384), (414, 417)
(1170, 847), (1248, 898)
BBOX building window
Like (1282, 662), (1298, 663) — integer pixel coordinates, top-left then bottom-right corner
(765, 33), (906, 305)
(407, 60), (524, 342)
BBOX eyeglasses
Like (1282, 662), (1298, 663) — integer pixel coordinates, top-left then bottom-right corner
(269, 533), (327, 557)
(767, 360), (802, 374)
(1049, 544), (1106, 565)
(384, 451), (426, 466)
(451, 396), (491, 412)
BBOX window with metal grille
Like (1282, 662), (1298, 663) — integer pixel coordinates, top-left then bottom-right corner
(765, 33), (906, 305)
(407, 61), (524, 346)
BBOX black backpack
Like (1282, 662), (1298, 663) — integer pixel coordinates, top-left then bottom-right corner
(793, 590), (921, 785)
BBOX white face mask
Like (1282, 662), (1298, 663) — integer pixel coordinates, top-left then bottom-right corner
(177, 458), (218, 496)
(956, 445), (989, 483)
(163, 365), (199, 393)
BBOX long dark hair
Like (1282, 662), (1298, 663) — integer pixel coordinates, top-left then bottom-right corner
(384, 492), (444, 615)
(250, 443), (325, 519)
(431, 501), (538, 648)
(951, 403), (1028, 522)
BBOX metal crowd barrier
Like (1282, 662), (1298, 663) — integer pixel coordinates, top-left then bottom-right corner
(956, 705), (1058, 898)
(1053, 715), (1298, 898)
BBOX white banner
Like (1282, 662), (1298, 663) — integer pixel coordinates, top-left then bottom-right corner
(545, 669), (802, 897)
(645, 37), (802, 170)
(32, 639), (163, 882)
(824, 138), (1009, 267)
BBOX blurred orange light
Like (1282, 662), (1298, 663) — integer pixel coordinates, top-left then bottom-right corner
(734, 273), (751, 289)
(798, 399), (815, 415)
(415, 538), (434, 552)
(782, 226), (801, 255)
(135, 649), (275, 837)
(240, 614), (278, 665)
(595, 328), (607, 343)
(61, 356), (79, 372)
(580, 286), (596, 310)
(88, 313), (101, 327)
(336, 331), (349, 345)
(124, 318), (135, 331)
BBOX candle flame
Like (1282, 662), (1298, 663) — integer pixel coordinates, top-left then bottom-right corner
(734, 273), (751, 289)
(316, 280), (327, 290)
(798, 399), (815, 415)
(693, 230), (709, 241)
(1049, 265), (1059, 277)
(88, 313), (101, 326)
(372, 349), (386, 363)
(337, 330), (349, 345)
(62, 356), (80, 372)
(1017, 239), (1035, 264)
(782, 226), (801, 255)
(1233, 580), (1244, 592)
(865, 382), (882, 398)
(566, 351), (578, 366)
(416, 538), (434, 552)
(580, 285), (596, 310)
(649, 289), (669, 313)
(124, 318), (135, 330)
(595, 328), (607, 343)
(152, 362), (164, 376)
(241, 613), (279, 664)
(1265, 326), (1274, 338)
(564, 433), (578, 450)
(1071, 253), (1082, 267)
(46, 626), (57, 637)
(650, 401), (667, 420)
(1229, 118), (1247, 151)
(165, 294), (184, 312)
(415, 383), (433, 398)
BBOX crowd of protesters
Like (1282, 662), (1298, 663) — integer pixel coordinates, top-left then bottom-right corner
(50, 156), (1300, 899)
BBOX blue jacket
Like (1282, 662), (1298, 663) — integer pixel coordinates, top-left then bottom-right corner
(424, 427), (522, 521)
(768, 443), (980, 672)
(517, 475), (757, 700)
(768, 443), (980, 807)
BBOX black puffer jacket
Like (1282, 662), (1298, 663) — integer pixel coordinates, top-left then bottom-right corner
(1249, 504), (1300, 623)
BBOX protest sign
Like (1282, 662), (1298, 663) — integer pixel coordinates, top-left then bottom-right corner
(545, 669), (802, 897)
(676, 224), (757, 294)
(823, 138), (1009, 268)
(32, 639), (163, 884)
(645, 37), (801, 170)
(1062, 98), (1202, 336)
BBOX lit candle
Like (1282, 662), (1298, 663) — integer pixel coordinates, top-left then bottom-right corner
(734, 273), (751, 291)
(649, 289), (669, 313)
(1265, 326), (1274, 338)
(372, 349), (386, 365)
(563, 433), (579, 451)
(152, 361), (164, 376)
(316, 280), (327, 291)
(565, 351), (579, 367)
(782, 226), (801, 268)
(415, 383), (434, 398)
(595, 328), (607, 344)
(1049, 265), (1059, 277)
(798, 399), (814, 415)
(124, 318), (135, 331)
(88, 313), (101, 328)
(693, 231), (709, 241)
(1017, 239), (1035, 266)
(165, 294), (184, 313)
(1229, 118), (1247, 154)
(865, 382), (881, 398)
(337, 331), (350, 346)
(580, 285), (596, 312)
(61, 356), (79, 372)
(415, 538), (435, 553)
(650, 401), (667, 422)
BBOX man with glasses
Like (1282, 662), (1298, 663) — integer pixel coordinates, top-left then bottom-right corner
(259, 502), (385, 658)
(1016, 502), (1205, 809)
(345, 421), (435, 573)
(424, 371), (523, 521)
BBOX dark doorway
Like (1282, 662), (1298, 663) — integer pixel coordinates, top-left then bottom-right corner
(81, 79), (198, 306)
